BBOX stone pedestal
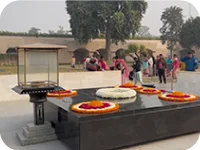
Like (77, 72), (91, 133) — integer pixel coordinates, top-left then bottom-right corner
(29, 93), (47, 125)
(12, 86), (64, 146)
(16, 121), (57, 146)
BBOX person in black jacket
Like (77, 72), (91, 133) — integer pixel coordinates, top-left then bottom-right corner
(133, 57), (144, 85)
(151, 54), (156, 76)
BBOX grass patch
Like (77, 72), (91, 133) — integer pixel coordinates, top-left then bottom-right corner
(1, 63), (200, 75)
(0, 65), (86, 75)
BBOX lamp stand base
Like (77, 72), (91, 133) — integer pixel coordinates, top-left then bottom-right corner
(16, 121), (57, 146)
(16, 93), (57, 146)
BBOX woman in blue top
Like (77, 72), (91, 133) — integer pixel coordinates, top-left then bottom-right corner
(166, 55), (172, 77)
(143, 54), (149, 76)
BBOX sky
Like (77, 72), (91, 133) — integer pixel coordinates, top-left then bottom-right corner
(0, 0), (199, 36)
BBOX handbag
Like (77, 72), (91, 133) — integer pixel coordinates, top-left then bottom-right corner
(129, 70), (135, 81)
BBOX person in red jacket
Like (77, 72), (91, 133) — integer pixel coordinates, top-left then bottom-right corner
(98, 56), (108, 71)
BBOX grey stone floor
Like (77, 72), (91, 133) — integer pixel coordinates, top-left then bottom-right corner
(0, 83), (199, 150)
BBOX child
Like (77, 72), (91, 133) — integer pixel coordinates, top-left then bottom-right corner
(172, 54), (179, 79)
(71, 56), (76, 68)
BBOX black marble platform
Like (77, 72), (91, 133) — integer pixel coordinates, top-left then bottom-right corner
(44, 88), (200, 150)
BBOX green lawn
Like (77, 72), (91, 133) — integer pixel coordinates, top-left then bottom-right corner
(0, 63), (199, 75)
(0, 64), (86, 75)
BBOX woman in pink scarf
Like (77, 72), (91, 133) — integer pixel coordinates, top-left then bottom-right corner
(109, 57), (117, 70)
(115, 57), (129, 85)
(172, 54), (179, 79)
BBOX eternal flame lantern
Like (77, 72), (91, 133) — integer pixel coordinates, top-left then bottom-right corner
(12, 43), (67, 125)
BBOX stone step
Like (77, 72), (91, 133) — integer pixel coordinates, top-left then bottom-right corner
(16, 129), (57, 146)
(27, 121), (52, 132)
(23, 127), (55, 138)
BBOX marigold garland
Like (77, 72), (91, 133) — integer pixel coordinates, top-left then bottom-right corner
(71, 100), (119, 114)
(47, 90), (77, 98)
(158, 91), (198, 102)
(118, 82), (143, 91)
(137, 88), (161, 95)
(88, 100), (104, 107)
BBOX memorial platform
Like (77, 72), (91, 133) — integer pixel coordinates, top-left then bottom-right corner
(44, 87), (200, 150)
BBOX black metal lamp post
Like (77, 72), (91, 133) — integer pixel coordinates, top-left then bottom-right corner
(12, 43), (66, 125)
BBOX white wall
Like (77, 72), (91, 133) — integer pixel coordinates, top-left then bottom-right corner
(0, 71), (121, 102)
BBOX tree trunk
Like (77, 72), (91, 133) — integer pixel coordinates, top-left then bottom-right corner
(105, 21), (111, 61)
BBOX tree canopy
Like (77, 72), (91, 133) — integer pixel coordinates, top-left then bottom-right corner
(137, 26), (151, 37)
(160, 6), (183, 54)
(28, 27), (41, 36)
(66, 1), (147, 60)
(57, 26), (66, 35)
(179, 17), (200, 49)
(125, 43), (148, 59)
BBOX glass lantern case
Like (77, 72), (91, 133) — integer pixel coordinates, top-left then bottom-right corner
(16, 43), (67, 90)
(12, 43), (67, 126)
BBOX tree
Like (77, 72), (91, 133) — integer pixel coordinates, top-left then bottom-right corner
(66, 1), (147, 60)
(160, 6), (183, 56)
(179, 17), (200, 49)
(57, 26), (66, 35)
(125, 44), (148, 59)
(48, 30), (55, 34)
(28, 27), (40, 36)
(138, 25), (151, 37)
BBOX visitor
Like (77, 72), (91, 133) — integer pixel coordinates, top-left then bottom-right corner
(90, 51), (100, 65)
(86, 58), (98, 71)
(151, 54), (156, 76)
(181, 52), (198, 71)
(192, 51), (199, 70)
(172, 54), (179, 79)
(142, 54), (149, 76)
(155, 55), (160, 76)
(98, 56), (108, 71)
(132, 57), (143, 85)
(148, 55), (153, 77)
(166, 55), (172, 77)
(115, 56), (129, 85)
(156, 54), (167, 84)
(109, 57), (116, 70)
(82, 57), (86, 69)
(85, 56), (91, 69)
(71, 56), (76, 68)
(83, 56), (90, 69)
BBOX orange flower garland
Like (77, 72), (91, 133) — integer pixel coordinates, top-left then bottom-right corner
(118, 82), (143, 91)
(47, 90), (77, 98)
(88, 101), (104, 107)
(138, 88), (161, 95)
(71, 100), (119, 114)
(158, 91), (198, 102)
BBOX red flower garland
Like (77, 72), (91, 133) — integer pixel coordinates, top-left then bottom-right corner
(71, 100), (119, 114)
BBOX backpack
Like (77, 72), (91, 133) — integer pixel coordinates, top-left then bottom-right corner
(87, 63), (97, 71)
(129, 71), (134, 81)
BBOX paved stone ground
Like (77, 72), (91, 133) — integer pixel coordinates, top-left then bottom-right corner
(0, 83), (199, 150)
